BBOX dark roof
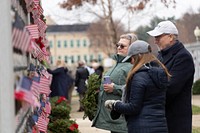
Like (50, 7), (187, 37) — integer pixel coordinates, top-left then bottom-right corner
(46, 24), (90, 33)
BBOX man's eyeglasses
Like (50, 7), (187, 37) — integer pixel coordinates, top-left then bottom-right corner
(116, 43), (127, 49)
(155, 34), (170, 39)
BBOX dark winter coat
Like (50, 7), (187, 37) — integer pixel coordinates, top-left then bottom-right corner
(114, 64), (169, 133)
(158, 40), (195, 133)
(92, 54), (132, 133)
(95, 66), (104, 79)
(75, 66), (89, 94)
(47, 67), (69, 98)
(64, 67), (75, 99)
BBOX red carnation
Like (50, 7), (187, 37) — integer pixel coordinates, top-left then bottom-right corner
(56, 96), (66, 104)
(15, 90), (25, 100)
(68, 123), (78, 131)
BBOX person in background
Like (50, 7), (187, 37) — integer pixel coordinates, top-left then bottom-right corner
(147, 20), (195, 133)
(66, 69), (75, 105)
(63, 62), (75, 104)
(47, 60), (69, 99)
(91, 59), (104, 79)
(92, 33), (138, 133)
(105, 40), (171, 133)
(75, 60), (90, 112)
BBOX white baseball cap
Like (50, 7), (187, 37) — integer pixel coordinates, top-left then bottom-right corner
(122, 40), (150, 62)
(147, 20), (178, 36)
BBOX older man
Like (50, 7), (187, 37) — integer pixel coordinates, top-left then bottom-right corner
(147, 20), (195, 133)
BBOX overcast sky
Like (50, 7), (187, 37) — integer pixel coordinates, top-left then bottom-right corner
(41, 0), (200, 30)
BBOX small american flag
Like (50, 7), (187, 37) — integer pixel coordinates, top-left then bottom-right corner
(16, 76), (35, 105)
(45, 102), (51, 114)
(31, 80), (40, 98)
(39, 76), (51, 94)
(33, 15), (40, 24)
(12, 28), (18, 47)
(37, 5), (44, 15)
(37, 116), (47, 133)
(46, 118), (50, 124)
(19, 30), (31, 52)
(14, 29), (23, 49)
(32, 8), (40, 20)
(25, 25), (39, 39)
(31, 42), (45, 60)
(41, 69), (51, 79)
(37, 18), (47, 33)
(15, 89), (35, 105)
(32, 5), (43, 17)
(20, 76), (32, 91)
(17, 30), (26, 50)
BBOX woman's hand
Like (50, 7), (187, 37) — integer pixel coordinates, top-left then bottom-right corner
(103, 83), (114, 93)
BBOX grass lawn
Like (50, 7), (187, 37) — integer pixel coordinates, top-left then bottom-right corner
(193, 105), (200, 132)
(193, 105), (200, 115)
(193, 127), (200, 133)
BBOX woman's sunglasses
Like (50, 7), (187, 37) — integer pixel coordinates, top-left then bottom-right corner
(116, 43), (127, 49)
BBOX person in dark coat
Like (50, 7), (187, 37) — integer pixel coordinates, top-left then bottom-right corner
(91, 59), (104, 79)
(64, 66), (75, 104)
(147, 20), (195, 133)
(75, 60), (89, 112)
(105, 40), (171, 133)
(47, 60), (69, 98)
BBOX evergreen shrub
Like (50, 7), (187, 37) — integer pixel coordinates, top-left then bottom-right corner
(48, 97), (79, 133)
(193, 79), (200, 95)
(81, 73), (101, 121)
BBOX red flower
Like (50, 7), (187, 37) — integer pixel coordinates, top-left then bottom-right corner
(68, 125), (75, 131)
(73, 123), (78, 129)
(15, 90), (25, 100)
(56, 96), (66, 104)
(68, 123), (79, 131)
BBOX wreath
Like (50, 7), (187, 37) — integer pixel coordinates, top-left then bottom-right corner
(81, 73), (101, 121)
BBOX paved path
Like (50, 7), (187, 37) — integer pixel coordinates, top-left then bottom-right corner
(192, 95), (200, 127)
(70, 94), (200, 132)
(192, 95), (200, 107)
(70, 95), (109, 133)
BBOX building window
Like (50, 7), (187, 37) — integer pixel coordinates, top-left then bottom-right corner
(71, 56), (74, 63)
(49, 41), (53, 48)
(64, 40), (67, 48)
(77, 40), (80, 47)
(57, 40), (61, 48)
(70, 40), (74, 47)
(77, 55), (81, 61)
(58, 56), (61, 60)
(90, 54), (93, 62)
(64, 56), (68, 63)
(84, 55), (87, 62)
(98, 54), (102, 62)
(83, 39), (87, 47)
(50, 56), (53, 64)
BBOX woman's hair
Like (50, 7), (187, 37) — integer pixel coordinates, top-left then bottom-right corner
(56, 60), (65, 67)
(120, 33), (138, 45)
(56, 60), (62, 66)
(126, 46), (171, 85)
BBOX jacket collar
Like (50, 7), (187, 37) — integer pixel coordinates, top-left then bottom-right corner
(159, 40), (184, 64)
(112, 54), (126, 63)
(160, 40), (183, 55)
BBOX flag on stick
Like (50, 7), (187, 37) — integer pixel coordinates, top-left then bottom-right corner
(25, 25), (39, 39)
